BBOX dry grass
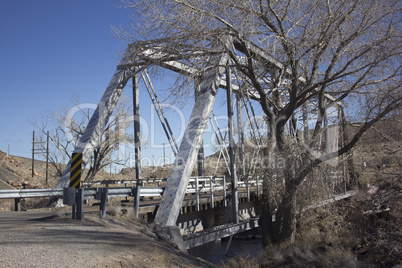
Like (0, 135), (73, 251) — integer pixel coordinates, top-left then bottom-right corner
(256, 194), (361, 267)
(0, 200), (13, 211)
(220, 255), (260, 268)
(260, 240), (358, 268)
(106, 204), (134, 218)
(151, 245), (171, 264)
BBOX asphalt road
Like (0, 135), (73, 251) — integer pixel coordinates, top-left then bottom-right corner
(0, 211), (58, 229)
(0, 211), (212, 267)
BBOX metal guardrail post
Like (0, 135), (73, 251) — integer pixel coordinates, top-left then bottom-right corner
(14, 198), (21, 211)
(133, 185), (141, 218)
(72, 204), (76, 219)
(99, 188), (108, 219)
(76, 188), (84, 220)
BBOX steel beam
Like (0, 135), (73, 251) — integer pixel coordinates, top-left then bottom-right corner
(55, 49), (138, 189)
(133, 73), (142, 217)
(154, 50), (229, 227)
(237, 95), (245, 180)
(133, 74), (142, 184)
(226, 66), (239, 224)
(195, 78), (205, 177)
(183, 218), (260, 249)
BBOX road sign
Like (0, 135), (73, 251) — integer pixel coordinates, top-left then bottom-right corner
(70, 153), (82, 188)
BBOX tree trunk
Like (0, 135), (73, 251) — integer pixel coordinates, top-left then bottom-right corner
(261, 177), (275, 247)
(274, 184), (297, 244)
(261, 137), (299, 246)
(261, 180), (298, 247)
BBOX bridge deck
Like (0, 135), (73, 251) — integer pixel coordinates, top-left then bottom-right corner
(137, 190), (257, 214)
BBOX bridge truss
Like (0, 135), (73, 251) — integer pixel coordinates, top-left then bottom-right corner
(55, 34), (349, 229)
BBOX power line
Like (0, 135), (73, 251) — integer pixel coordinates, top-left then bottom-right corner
(32, 130), (50, 185)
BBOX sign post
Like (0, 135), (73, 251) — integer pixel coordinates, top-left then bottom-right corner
(70, 152), (82, 219)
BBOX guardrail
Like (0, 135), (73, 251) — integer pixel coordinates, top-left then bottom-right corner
(0, 175), (264, 215)
(0, 176), (263, 199)
(0, 187), (168, 200)
(0, 188), (64, 199)
(82, 178), (168, 187)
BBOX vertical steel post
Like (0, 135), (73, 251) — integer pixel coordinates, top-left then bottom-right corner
(236, 95), (245, 182)
(237, 94), (249, 201)
(195, 176), (200, 211)
(76, 188), (84, 220)
(72, 204), (76, 219)
(195, 78), (205, 176)
(223, 176), (227, 207)
(197, 145), (205, 176)
(246, 180), (250, 202)
(14, 198), (21, 211)
(163, 143), (166, 166)
(133, 74), (142, 218)
(227, 66), (239, 224)
(154, 49), (229, 227)
(99, 188), (108, 219)
(134, 185), (141, 217)
(210, 177), (214, 209)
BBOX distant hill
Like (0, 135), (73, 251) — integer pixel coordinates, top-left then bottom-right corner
(0, 151), (61, 189)
(0, 113), (399, 190)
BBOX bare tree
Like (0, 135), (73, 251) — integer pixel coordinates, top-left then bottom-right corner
(119, 0), (401, 245)
(34, 96), (133, 182)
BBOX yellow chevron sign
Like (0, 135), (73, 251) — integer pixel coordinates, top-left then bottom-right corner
(70, 153), (82, 188)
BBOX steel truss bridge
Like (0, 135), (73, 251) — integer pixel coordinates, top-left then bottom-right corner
(1, 33), (354, 251)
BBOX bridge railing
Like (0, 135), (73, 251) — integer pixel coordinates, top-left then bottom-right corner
(0, 175), (263, 213)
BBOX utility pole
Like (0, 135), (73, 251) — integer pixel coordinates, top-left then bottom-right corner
(46, 131), (49, 185)
(32, 130), (50, 183)
(32, 131), (35, 177)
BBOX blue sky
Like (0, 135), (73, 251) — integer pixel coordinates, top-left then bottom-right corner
(0, 0), (236, 168)
(0, 0), (132, 158)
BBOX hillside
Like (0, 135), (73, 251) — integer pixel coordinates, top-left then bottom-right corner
(0, 151), (174, 191)
(0, 151), (61, 190)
